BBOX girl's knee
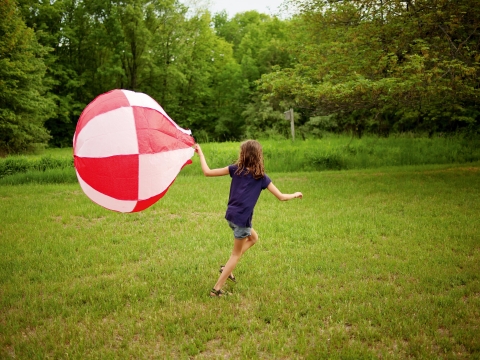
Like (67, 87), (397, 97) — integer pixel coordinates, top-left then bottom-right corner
(230, 249), (243, 258)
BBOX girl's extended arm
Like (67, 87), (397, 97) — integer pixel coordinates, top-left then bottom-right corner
(267, 182), (303, 201)
(194, 144), (229, 177)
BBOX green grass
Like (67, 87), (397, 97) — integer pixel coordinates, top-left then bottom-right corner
(1, 163), (479, 358)
(184, 135), (480, 174)
(0, 155), (73, 180)
(1, 135), (480, 183)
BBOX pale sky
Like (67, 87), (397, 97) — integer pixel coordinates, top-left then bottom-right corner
(211, 0), (286, 16)
(181, 0), (290, 17)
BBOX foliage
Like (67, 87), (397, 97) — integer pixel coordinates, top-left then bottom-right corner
(0, 0), (54, 154)
(213, 10), (293, 138)
(260, 0), (480, 136)
(242, 98), (289, 139)
(11, 1), (291, 146)
(4, 0), (480, 150)
(0, 154), (72, 178)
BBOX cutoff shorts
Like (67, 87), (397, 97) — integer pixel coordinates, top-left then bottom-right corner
(227, 220), (251, 239)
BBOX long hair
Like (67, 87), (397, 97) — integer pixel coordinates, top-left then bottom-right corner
(235, 140), (265, 179)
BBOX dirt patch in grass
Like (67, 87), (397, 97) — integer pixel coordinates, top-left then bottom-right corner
(196, 338), (232, 359)
(63, 215), (107, 229)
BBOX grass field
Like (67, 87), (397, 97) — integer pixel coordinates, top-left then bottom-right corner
(2, 135), (480, 184)
(1, 160), (479, 358)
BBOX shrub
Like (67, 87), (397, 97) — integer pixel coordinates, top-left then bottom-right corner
(0, 155), (73, 178)
(0, 168), (76, 185)
(306, 151), (346, 170)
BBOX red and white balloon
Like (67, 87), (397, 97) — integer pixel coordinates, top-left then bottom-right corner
(73, 89), (195, 212)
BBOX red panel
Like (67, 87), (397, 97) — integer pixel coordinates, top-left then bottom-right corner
(181, 159), (193, 169)
(133, 107), (195, 154)
(74, 155), (139, 200)
(132, 187), (169, 212)
(131, 159), (192, 212)
(74, 90), (130, 149)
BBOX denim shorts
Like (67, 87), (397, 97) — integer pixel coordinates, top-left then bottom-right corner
(227, 220), (251, 239)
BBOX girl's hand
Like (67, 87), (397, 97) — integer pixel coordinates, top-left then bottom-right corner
(294, 192), (303, 199)
(193, 144), (201, 154)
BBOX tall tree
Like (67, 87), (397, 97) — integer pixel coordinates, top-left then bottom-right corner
(0, 0), (54, 154)
(12, 0), (295, 145)
(213, 10), (292, 138)
(260, 0), (480, 136)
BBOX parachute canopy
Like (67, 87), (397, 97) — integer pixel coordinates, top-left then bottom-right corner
(73, 89), (195, 213)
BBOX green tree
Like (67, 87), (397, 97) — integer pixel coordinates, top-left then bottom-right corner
(17, 0), (174, 146)
(0, 0), (54, 154)
(18, 0), (95, 147)
(12, 0), (295, 145)
(180, 12), (243, 139)
(141, 0), (191, 123)
(213, 10), (292, 138)
(260, 0), (480, 136)
(144, 7), (245, 140)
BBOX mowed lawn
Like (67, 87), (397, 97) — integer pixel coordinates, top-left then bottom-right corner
(1, 164), (479, 358)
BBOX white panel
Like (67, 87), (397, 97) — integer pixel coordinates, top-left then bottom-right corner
(138, 147), (195, 200)
(75, 107), (139, 157)
(76, 170), (137, 213)
(122, 89), (192, 136)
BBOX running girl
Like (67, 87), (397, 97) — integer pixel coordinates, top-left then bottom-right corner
(194, 140), (303, 297)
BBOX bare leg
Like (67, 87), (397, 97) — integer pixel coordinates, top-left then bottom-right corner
(218, 229), (258, 286)
(213, 237), (246, 291)
(213, 229), (260, 293)
(241, 228), (258, 255)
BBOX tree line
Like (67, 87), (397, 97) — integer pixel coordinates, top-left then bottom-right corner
(1, 0), (479, 154)
(261, 0), (480, 138)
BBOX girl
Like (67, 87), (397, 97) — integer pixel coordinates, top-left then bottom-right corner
(194, 140), (303, 297)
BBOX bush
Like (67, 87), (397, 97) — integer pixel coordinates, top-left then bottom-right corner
(0, 168), (77, 185)
(307, 151), (346, 170)
(0, 157), (30, 178)
(0, 155), (73, 178)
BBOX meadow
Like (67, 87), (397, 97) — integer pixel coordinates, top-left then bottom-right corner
(1, 135), (480, 184)
(0, 138), (479, 358)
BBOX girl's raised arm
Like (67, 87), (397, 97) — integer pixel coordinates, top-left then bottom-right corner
(267, 182), (303, 201)
(194, 144), (229, 177)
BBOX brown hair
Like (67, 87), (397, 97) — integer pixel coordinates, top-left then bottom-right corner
(235, 140), (265, 179)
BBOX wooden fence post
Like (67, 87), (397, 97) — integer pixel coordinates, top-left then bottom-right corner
(284, 108), (295, 141)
